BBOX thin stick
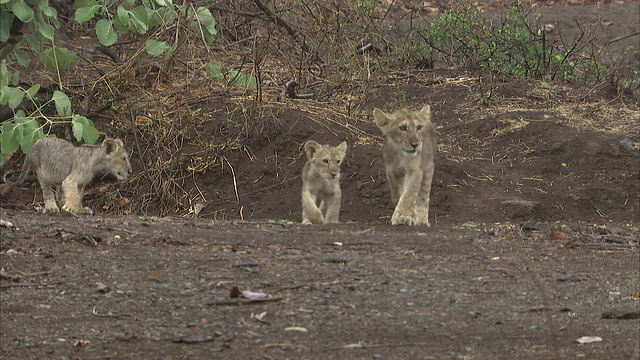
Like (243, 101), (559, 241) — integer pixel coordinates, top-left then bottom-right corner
(222, 156), (240, 203)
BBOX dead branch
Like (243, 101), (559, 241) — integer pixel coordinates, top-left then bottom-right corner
(251, 0), (310, 54)
(279, 80), (315, 100)
(0, 281), (69, 289)
(206, 297), (287, 306)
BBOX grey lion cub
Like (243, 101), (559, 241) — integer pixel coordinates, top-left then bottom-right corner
(3, 137), (132, 215)
(301, 140), (347, 224)
(373, 106), (437, 226)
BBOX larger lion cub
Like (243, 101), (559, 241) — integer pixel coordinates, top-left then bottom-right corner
(373, 106), (437, 226)
(301, 140), (347, 224)
(3, 137), (132, 215)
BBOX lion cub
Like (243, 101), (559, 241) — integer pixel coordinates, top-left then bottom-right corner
(3, 137), (132, 215)
(301, 140), (347, 224)
(373, 106), (437, 226)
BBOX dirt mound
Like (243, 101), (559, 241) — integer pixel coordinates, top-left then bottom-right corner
(3, 74), (638, 226)
(148, 74), (636, 226)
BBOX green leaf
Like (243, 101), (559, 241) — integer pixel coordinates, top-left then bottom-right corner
(205, 61), (224, 80)
(24, 33), (42, 52)
(145, 39), (169, 56)
(82, 121), (100, 144)
(113, 5), (131, 32)
(0, 122), (21, 154)
(42, 47), (78, 70)
(1, 87), (26, 109)
(229, 71), (257, 89)
(52, 90), (72, 117)
(164, 42), (178, 59)
(37, 21), (55, 41)
(96, 19), (118, 46)
(37, 0), (57, 17)
(71, 115), (100, 144)
(9, 69), (19, 85)
(0, 10), (12, 42)
(25, 84), (40, 98)
(75, 4), (100, 23)
(14, 48), (29, 67)
(194, 7), (214, 26)
(72, 117), (84, 141)
(11, 0), (34, 23)
(74, 0), (98, 7)
(129, 6), (149, 33)
(18, 118), (44, 153)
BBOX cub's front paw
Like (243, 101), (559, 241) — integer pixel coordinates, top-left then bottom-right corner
(413, 212), (431, 227)
(391, 210), (415, 226)
(44, 205), (61, 214)
(62, 204), (93, 215)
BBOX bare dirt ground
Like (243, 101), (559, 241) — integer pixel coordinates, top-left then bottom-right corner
(1, 1), (639, 359)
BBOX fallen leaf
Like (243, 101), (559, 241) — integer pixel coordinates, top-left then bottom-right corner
(230, 286), (242, 298)
(242, 290), (268, 300)
(527, 305), (552, 312)
(575, 336), (602, 344)
(550, 231), (569, 240)
(0, 219), (14, 228)
(284, 326), (308, 332)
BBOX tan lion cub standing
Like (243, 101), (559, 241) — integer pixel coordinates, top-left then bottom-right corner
(373, 106), (437, 226)
(3, 137), (132, 215)
(301, 140), (347, 224)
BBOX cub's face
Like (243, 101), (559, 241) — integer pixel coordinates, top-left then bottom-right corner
(373, 106), (431, 155)
(103, 138), (133, 181)
(305, 141), (347, 179)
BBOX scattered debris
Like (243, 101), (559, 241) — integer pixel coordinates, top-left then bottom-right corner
(284, 326), (308, 333)
(601, 310), (640, 320)
(240, 289), (269, 300)
(575, 336), (602, 344)
(169, 336), (218, 344)
(549, 230), (569, 240)
(207, 286), (286, 306)
(0, 219), (14, 228)
(321, 257), (348, 264)
(251, 312), (270, 324)
(96, 282), (111, 294)
(279, 80), (315, 100)
(557, 273), (588, 282)
(527, 305), (552, 312)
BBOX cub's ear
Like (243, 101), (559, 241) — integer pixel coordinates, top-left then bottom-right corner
(418, 105), (431, 122)
(102, 138), (121, 155)
(304, 140), (321, 159)
(336, 141), (347, 156)
(373, 108), (391, 132)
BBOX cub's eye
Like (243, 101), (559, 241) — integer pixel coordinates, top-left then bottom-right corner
(399, 125), (407, 131)
(323, 159), (329, 164)
(337, 160), (341, 164)
(417, 125), (423, 130)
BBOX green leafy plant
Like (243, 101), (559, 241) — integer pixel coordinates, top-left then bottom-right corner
(0, 0), (253, 166)
(419, 1), (606, 82)
(205, 61), (257, 89)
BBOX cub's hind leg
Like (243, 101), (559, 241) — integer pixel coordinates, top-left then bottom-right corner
(40, 181), (60, 213)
